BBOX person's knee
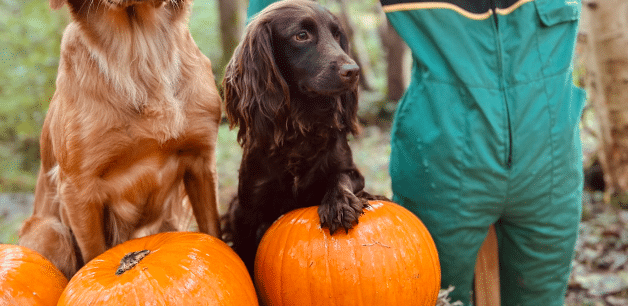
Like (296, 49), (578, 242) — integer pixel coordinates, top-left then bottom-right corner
(496, 222), (578, 305)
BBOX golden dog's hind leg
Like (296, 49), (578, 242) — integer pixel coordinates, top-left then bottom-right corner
(19, 216), (79, 279)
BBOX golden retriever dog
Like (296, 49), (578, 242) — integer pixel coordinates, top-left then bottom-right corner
(18, 0), (221, 278)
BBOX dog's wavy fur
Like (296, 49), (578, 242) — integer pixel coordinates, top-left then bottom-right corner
(19, 0), (221, 278)
(222, 0), (385, 273)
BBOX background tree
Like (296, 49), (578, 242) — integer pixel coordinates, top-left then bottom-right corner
(0, 0), (67, 191)
(582, 0), (628, 208)
(217, 0), (245, 78)
(379, 18), (407, 102)
(335, 0), (376, 91)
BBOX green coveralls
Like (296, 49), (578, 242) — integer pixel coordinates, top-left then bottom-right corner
(247, 0), (585, 305)
(381, 0), (585, 305)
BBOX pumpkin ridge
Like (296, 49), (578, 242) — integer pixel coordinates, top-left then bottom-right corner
(383, 202), (405, 299)
(395, 202), (441, 304)
(273, 213), (288, 305)
(374, 204), (395, 304)
(305, 211), (315, 306)
(178, 236), (253, 303)
(282, 206), (311, 305)
(295, 207), (315, 306)
(141, 256), (172, 306)
(350, 226), (364, 306)
(207, 244), (255, 302)
(357, 223), (377, 303)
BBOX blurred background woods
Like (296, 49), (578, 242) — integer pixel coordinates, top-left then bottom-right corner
(1, 0), (627, 304)
(0, 0), (396, 242)
(0, 0), (397, 194)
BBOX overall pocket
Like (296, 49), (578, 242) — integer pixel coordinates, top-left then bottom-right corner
(533, 0), (582, 76)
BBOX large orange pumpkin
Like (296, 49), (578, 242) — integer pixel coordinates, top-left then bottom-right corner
(254, 200), (441, 306)
(0, 244), (68, 306)
(58, 232), (258, 305)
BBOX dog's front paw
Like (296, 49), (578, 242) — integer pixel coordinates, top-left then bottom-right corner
(318, 187), (367, 234)
(355, 190), (390, 202)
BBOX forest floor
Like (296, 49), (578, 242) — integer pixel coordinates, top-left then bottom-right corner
(565, 194), (628, 306)
(1, 124), (626, 305)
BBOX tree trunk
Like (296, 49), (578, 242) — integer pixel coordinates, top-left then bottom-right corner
(380, 19), (407, 102)
(217, 0), (245, 75)
(336, 0), (375, 91)
(582, 0), (628, 207)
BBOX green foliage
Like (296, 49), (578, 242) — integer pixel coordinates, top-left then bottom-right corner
(350, 126), (392, 199)
(0, 0), (392, 193)
(0, 0), (66, 138)
(189, 1), (223, 74)
(0, 215), (21, 244)
(215, 126), (242, 214)
(0, 0), (67, 191)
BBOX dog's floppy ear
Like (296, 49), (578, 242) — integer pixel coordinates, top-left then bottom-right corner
(338, 27), (360, 136)
(223, 19), (289, 148)
(340, 85), (360, 136)
(50, 0), (65, 10)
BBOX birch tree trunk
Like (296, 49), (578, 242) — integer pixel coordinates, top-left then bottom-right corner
(582, 0), (628, 207)
(336, 0), (375, 91)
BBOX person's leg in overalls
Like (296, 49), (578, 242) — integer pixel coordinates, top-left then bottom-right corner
(382, 1), (585, 305)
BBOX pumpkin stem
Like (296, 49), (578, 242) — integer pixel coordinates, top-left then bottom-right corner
(115, 249), (150, 276)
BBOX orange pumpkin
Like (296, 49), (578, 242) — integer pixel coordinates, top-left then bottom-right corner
(58, 232), (258, 305)
(0, 244), (68, 306)
(255, 200), (441, 306)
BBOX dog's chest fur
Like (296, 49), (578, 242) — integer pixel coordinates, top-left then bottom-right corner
(63, 3), (195, 140)
(50, 1), (219, 224)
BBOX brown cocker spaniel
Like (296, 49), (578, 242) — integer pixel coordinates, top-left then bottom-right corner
(222, 0), (384, 273)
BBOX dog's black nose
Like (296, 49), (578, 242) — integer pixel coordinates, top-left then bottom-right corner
(339, 63), (360, 82)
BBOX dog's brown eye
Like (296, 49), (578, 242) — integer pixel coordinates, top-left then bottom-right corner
(295, 31), (309, 42)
